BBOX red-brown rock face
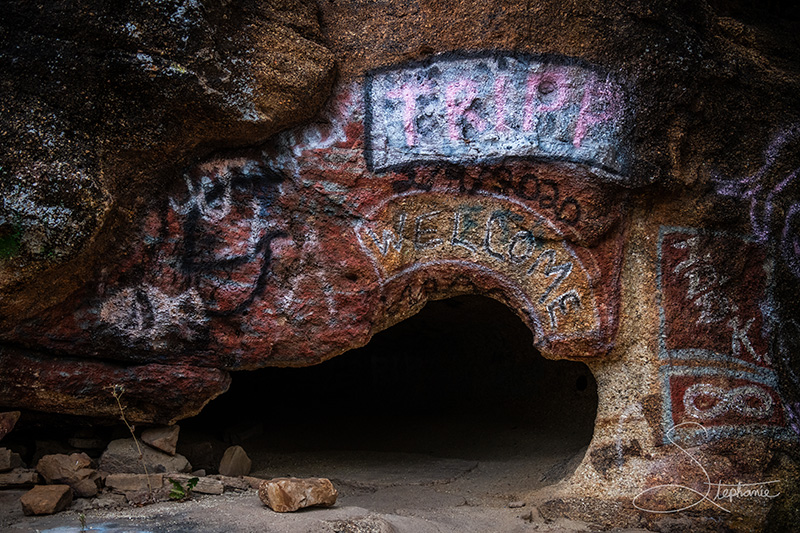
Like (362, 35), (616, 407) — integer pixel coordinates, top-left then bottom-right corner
(1, 0), (800, 529)
(2, 54), (633, 410)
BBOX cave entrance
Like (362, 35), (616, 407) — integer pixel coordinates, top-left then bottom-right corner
(183, 295), (597, 504)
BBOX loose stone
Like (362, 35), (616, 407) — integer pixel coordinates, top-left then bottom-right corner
(20, 484), (73, 515)
(258, 477), (338, 513)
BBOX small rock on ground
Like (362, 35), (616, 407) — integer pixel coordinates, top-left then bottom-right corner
(169, 474), (224, 495)
(0, 469), (40, 489)
(36, 452), (100, 498)
(218, 445), (251, 477)
(20, 485), (72, 516)
(142, 426), (180, 456)
(100, 438), (191, 474)
(259, 477), (338, 513)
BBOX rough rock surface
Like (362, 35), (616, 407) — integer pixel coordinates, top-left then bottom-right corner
(258, 477), (338, 513)
(209, 474), (251, 492)
(0, 448), (12, 472)
(0, 411), (20, 441)
(0, 0), (334, 325)
(170, 473), (224, 495)
(99, 438), (191, 475)
(36, 452), (100, 498)
(0, 469), (39, 489)
(19, 484), (72, 516)
(142, 425), (180, 456)
(105, 473), (163, 494)
(218, 446), (252, 477)
(0, 0), (799, 530)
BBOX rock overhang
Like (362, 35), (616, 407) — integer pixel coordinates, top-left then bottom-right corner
(1, 2), (800, 528)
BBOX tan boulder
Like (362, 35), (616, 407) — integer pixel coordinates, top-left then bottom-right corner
(100, 438), (191, 474)
(218, 445), (251, 477)
(258, 477), (338, 513)
(20, 484), (72, 515)
(36, 452), (100, 498)
(142, 425), (180, 456)
(105, 473), (164, 493)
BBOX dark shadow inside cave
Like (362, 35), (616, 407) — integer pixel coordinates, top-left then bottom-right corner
(181, 295), (598, 491)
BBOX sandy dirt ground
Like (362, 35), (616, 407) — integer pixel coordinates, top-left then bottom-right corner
(0, 416), (656, 533)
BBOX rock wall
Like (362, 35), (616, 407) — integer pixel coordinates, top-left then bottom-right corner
(1, 0), (799, 528)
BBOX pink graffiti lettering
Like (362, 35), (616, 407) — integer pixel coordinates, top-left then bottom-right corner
(574, 75), (620, 148)
(446, 79), (487, 141)
(386, 81), (434, 147)
(523, 71), (569, 131)
(493, 74), (511, 133)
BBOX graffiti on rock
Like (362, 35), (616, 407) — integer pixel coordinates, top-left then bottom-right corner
(713, 125), (800, 278)
(657, 226), (792, 439)
(365, 52), (632, 183)
(659, 228), (769, 367)
(98, 158), (286, 344)
(357, 193), (600, 343)
(6, 53), (630, 377)
(94, 56), (629, 359)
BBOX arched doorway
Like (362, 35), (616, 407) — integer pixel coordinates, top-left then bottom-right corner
(182, 295), (597, 504)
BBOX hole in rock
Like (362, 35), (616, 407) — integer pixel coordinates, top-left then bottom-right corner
(182, 295), (598, 503)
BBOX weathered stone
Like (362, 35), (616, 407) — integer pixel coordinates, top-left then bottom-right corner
(218, 446), (251, 477)
(0, 1), (799, 531)
(243, 476), (267, 490)
(0, 468), (40, 488)
(10, 452), (23, 470)
(20, 484), (72, 516)
(100, 438), (191, 475)
(258, 477), (338, 513)
(36, 452), (91, 480)
(68, 437), (108, 451)
(0, 0), (335, 327)
(105, 473), (164, 494)
(36, 452), (100, 498)
(104, 474), (172, 505)
(89, 492), (128, 509)
(209, 474), (251, 491)
(142, 425), (180, 456)
(177, 434), (227, 474)
(326, 517), (395, 533)
(125, 487), (172, 505)
(0, 447), (12, 472)
(169, 474), (224, 495)
(0, 411), (20, 441)
(0, 351), (231, 425)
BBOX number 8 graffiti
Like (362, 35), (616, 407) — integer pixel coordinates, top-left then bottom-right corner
(683, 383), (774, 420)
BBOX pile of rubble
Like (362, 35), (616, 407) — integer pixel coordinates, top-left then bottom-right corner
(0, 411), (336, 516)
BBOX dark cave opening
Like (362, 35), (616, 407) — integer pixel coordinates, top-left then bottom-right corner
(182, 294), (598, 480)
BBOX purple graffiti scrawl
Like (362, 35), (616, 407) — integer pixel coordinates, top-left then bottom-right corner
(713, 125), (800, 278)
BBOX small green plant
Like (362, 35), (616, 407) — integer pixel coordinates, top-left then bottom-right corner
(78, 511), (87, 532)
(168, 477), (199, 501)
